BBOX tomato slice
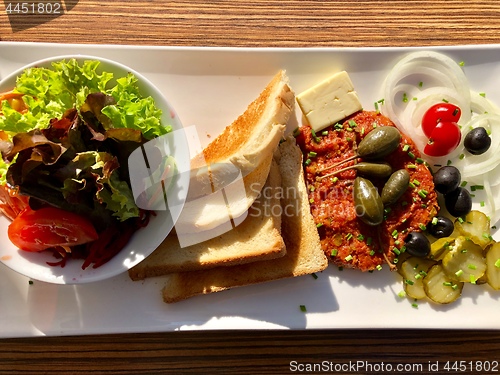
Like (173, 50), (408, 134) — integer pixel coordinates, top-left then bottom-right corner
(424, 121), (462, 157)
(422, 103), (461, 138)
(8, 207), (99, 252)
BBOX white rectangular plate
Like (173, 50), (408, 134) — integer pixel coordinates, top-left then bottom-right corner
(1, 42), (500, 338)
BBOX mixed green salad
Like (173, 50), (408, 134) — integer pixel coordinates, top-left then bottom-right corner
(0, 58), (172, 268)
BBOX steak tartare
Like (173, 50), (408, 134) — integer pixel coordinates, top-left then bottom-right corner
(296, 111), (439, 271)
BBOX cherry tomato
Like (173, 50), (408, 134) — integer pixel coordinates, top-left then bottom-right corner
(424, 121), (462, 157)
(8, 207), (99, 252)
(422, 103), (461, 138)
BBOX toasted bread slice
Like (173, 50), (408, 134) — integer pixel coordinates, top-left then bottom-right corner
(161, 136), (328, 303)
(179, 71), (294, 231)
(128, 160), (285, 281)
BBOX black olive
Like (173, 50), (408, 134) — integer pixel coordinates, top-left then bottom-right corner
(427, 216), (454, 238)
(433, 166), (461, 195)
(404, 232), (431, 257)
(464, 127), (491, 155)
(444, 187), (472, 217)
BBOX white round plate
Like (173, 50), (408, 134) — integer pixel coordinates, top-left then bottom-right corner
(0, 55), (190, 284)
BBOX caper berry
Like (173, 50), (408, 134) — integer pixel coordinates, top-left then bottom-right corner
(464, 127), (491, 155)
(444, 187), (472, 217)
(357, 126), (402, 160)
(353, 177), (384, 226)
(381, 169), (410, 206)
(427, 216), (454, 238)
(433, 166), (461, 195)
(404, 232), (431, 257)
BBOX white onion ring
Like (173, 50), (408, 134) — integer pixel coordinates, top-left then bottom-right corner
(381, 50), (500, 222)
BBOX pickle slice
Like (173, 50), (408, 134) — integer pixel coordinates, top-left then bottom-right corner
(423, 264), (463, 304)
(400, 257), (436, 300)
(442, 236), (486, 284)
(454, 210), (492, 249)
(486, 242), (500, 290)
(428, 236), (455, 261)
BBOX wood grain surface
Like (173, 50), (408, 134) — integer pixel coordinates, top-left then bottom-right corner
(1, 1), (500, 374)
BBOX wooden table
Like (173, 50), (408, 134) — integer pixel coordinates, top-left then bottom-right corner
(1, 1), (500, 374)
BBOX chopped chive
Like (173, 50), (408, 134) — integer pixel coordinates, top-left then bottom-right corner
(455, 269), (464, 277)
(459, 61), (465, 67)
(495, 259), (500, 268)
(348, 120), (357, 127)
(367, 237), (373, 245)
(321, 130), (328, 136)
(412, 302), (418, 309)
(408, 182), (416, 189)
(304, 158), (312, 166)
(460, 181), (468, 187)
(418, 81), (423, 87)
(345, 254), (353, 262)
(418, 189), (428, 199)
(331, 249), (338, 256)
(376, 264), (383, 271)
(393, 248), (401, 256)
(311, 273), (318, 280)
(357, 234), (365, 241)
(374, 101), (379, 111)
(468, 264), (477, 270)
(415, 158), (424, 164)
(300, 305), (307, 312)
(308, 151), (317, 158)
(316, 223), (323, 228)
(331, 177), (339, 183)
(369, 250), (376, 256)
(442, 98), (449, 103)
(447, 160), (452, 166)
(470, 275), (477, 284)
(345, 233), (353, 240)
(405, 279), (414, 285)
(418, 223), (427, 231)
(392, 229), (398, 238)
(402, 144), (410, 152)
(432, 217), (438, 225)
(309, 198), (314, 204)
(28, 280), (34, 285)
(293, 127), (301, 137)
(414, 273), (422, 280)
(407, 151), (416, 159)
(479, 92), (486, 98)
(459, 153), (465, 160)
(443, 281), (452, 287)
(398, 290), (406, 298)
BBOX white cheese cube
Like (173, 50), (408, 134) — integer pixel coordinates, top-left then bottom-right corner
(296, 71), (363, 132)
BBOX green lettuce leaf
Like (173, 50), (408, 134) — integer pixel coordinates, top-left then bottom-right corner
(101, 73), (170, 139)
(61, 151), (140, 222)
